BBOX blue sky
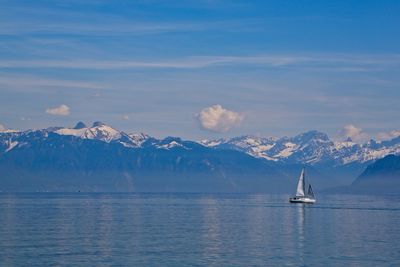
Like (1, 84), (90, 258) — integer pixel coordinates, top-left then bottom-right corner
(0, 0), (399, 141)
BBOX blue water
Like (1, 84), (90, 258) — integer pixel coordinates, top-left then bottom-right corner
(0, 193), (399, 266)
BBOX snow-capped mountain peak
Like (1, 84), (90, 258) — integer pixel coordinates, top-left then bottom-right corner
(55, 123), (121, 142)
(157, 140), (186, 150)
(54, 122), (149, 147)
(127, 133), (150, 147)
(199, 138), (225, 147)
(1, 123), (399, 166)
(0, 124), (19, 133)
(199, 130), (400, 165)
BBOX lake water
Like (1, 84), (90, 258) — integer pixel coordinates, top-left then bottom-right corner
(0, 193), (399, 266)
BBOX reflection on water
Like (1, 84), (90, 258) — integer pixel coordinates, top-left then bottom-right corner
(0, 193), (399, 266)
(296, 204), (305, 266)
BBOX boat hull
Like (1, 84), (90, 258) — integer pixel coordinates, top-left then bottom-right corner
(289, 197), (316, 204)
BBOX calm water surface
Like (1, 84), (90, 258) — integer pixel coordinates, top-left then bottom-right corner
(0, 193), (399, 266)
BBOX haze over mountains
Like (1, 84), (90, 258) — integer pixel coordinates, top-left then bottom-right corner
(0, 122), (399, 193)
(335, 154), (400, 194)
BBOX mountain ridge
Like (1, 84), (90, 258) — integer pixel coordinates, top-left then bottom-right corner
(201, 130), (400, 166)
(2, 123), (400, 167)
(326, 154), (400, 194)
(1, 122), (399, 192)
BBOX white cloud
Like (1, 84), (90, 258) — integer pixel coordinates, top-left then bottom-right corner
(0, 124), (5, 131)
(45, 104), (70, 116)
(122, 114), (130, 120)
(338, 124), (368, 142)
(196, 105), (243, 133)
(377, 130), (400, 141)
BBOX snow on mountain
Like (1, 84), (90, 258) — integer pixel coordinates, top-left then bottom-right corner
(338, 140), (400, 165)
(128, 133), (150, 147)
(55, 121), (122, 142)
(0, 126), (19, 133)
(157, 141), (186, 150)
(200, 135), (278, 160)
(0, 129), (48, 154)
(54, 121), (149, 148)
(0, 131), (20, 153)
(199, 139), (224, 147)
(200, 130), (400, 166)
(153, 137), (193, 150)
(276, 142), (297, 158)
(1, 123), (399, 166)
(200, 131), (334, 164)
(5, 140), (18, 152)
(0, 129), (19, 133)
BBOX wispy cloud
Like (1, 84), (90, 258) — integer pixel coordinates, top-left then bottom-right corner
(1, 54), (399, 71)
(0, 13), (321, 37)
(0, 76), (105, 90)
(377, 130), (400, 141)
(337, 124), (369, 142)
(0, 22), (201, 36)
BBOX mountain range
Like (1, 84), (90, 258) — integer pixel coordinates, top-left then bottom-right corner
(0, 122), (399, 193)
(200, 131), (400, 166)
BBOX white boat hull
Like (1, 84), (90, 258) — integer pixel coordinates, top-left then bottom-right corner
(289, 197), (316, 204)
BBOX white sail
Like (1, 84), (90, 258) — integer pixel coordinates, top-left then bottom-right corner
(295, 168), (305, 197)
(290, 168), (316, 203)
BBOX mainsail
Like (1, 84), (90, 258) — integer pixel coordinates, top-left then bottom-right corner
(295, 168), (306, 197)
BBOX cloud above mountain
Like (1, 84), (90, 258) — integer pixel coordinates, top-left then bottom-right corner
(377, 130), (400, 141)
(45, 104), (70, 116)
(338, 124), (368, 142)
(0, 124), (5, 131)
(196, 105), (243, 133)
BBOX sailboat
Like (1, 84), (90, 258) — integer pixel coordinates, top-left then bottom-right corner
(289, 168), (316, 204)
